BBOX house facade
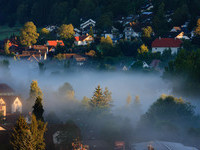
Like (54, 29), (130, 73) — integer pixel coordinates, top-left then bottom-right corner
(152, 38), (182, 54)
(74, 35), (94, 46)
(124, 27), (139, 40)
(0, 84), (22, 118)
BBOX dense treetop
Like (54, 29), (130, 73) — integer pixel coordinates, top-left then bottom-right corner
(0, 0), (199, 28)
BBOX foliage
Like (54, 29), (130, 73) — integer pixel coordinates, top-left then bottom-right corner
(89, 26), (94, 37)
(137, 44), (149, 54)
(141, 95), (198, 128)
(58, 24), (75, 40)
(58, 82), (75, 100)
(195, 19), (200, 36)
(172, 5), (189, 26)
(57, 120), (81, 150)
(142, 26), (153, 38)
(10, 115), (47, 150)
(101, 36), (113, 46)
(164, 49), (200, 94)
(4, 40), (10, 55)
(32, 96), (44, 121)
(89, 85), (112, 111)
(29, 80), (43, 100)
(30, 115), (47, 150)
(40, 28), (50, 35)
(20, 22), (39, 46)
(10, 116), (35, 150)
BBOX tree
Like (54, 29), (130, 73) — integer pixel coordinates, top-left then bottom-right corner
(40, 28), (50, 35)
(10, 116), (36, 150)
(32, 96), (44, 121)
(141, 95), (198, 128)
(29, 80), (43, 100)
(58, 24), (75, 40)
(57, 120), (81, 150)
(20, 21), (39, 46)
(142, 26), (153, 38)
(81, 96), (90, 109)
(4, 40), (10, 55)
(126, 95), (132, 106)
(137, 44), (149, 54)
(58, 82), (75, 100)
(101, 36), (113, 46)
(89, 85), (112, 111)
(195, 19), (200, 36)
(30, 115), (47, 150)
(89, 26), (94, 37)
(10, 115), (47, 150)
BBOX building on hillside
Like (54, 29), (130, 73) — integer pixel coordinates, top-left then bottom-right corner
(80, 19), (96, 34)
(46, 40), (65, 52)
(124, 26), (139, 40)
(74, 35), (94, 46)
(152, 38), (182, 54)
(0, 84), (22, 118)
(46, 40), (64, 47)
(163, 31), (190, 40)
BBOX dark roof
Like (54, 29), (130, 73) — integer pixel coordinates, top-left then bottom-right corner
(0, 84), (14, 94)
(152, 38), (182, 48)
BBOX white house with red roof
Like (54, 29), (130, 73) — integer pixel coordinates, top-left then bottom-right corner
(152, 38), (182, 54)
(74, 35), (94, 46)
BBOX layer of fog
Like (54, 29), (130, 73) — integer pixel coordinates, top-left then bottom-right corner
(0, 58), (172, 111)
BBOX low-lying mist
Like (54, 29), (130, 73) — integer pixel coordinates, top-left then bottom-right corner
(1, 57), (200, 148)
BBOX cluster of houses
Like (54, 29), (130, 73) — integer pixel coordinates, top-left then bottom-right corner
(0, 0), (196, 69)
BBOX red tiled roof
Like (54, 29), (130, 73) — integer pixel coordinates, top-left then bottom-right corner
(47, 40), (64, 47)
(152, 38), (182, 48)
(75, 36), (88, 41)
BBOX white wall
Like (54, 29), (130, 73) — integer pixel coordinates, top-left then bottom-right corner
(152, 47), (178, 54)
(11, 97), (22, 113)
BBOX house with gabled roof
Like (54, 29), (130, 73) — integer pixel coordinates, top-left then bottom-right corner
(80, 19), (96, 34)
(74, 35), (94, 46)
(152, 38), (182, 54)
(0, 84), (22, 118)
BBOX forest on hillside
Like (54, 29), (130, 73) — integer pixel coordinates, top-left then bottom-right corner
(0, 0), (200, 28)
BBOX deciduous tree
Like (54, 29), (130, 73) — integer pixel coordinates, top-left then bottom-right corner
(20, 22), (39, 46)
(58, 24), (75, 40)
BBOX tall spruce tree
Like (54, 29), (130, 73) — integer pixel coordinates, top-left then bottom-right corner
(10, 116), (36, 150)
(32, 96), (44, 121)
(30, 115), (47, 150)
(89, 85), (112, 111)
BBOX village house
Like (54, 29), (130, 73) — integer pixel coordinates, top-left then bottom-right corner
(0, 84), (22, 118)
(124, 26), (139, 40)
(80, 19), (96, 34)
(46, 40), (65, 52)
(152, 38), (182, 54)
(163, 31), (190, 40)
(74, 35), (94, 46)
(17, 45), (48, 62)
